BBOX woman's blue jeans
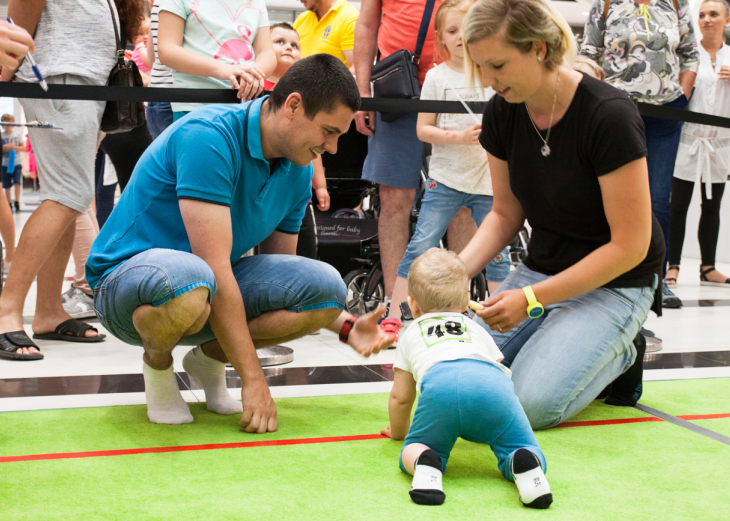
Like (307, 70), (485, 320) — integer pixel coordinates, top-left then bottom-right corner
(643, 94), (688, 269)
(475, 264), (656, 430)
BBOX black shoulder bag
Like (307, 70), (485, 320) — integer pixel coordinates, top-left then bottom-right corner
(100, 0), (146, 133)
(369, 0), (437, 122)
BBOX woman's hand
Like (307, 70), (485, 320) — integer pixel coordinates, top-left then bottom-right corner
(475, 289), (528, 333)
(718, 65), (730, 81)
(456, 123), (482, 145)
(217, 63), (266, 100)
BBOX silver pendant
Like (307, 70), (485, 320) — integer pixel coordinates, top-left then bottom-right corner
(541, 144), (551, 157)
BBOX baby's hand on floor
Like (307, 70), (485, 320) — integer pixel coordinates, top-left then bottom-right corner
(381, 425), (393, 438)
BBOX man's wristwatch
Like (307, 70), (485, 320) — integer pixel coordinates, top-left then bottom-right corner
(522, 286), (545, 319)
(339, 316), (358, 344)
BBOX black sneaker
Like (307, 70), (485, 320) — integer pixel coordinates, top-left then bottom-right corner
(661, 280), (682, 309)
(13, 201), (20, 213)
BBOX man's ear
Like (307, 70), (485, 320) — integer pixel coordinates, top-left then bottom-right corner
(284, 92), (303, 120)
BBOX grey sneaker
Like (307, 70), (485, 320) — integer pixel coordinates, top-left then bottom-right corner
(63, 288), (96, 318)
(61, 285), (77, 304)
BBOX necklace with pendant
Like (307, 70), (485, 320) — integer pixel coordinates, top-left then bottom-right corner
(525, 68), (561, 157)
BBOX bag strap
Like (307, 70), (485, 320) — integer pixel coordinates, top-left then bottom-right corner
(604, 0), (679, 20)
(104, 0), (125, 69)
(413, 0), (438, 64)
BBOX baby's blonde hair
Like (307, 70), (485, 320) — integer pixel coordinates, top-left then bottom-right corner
(1, 114), (15, 123)
(573, 56), (605, 81)
(463, 0), (577, 87)
(408, 248), (469, 314)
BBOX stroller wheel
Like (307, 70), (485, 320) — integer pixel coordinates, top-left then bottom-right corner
(343, 269), (385, 317)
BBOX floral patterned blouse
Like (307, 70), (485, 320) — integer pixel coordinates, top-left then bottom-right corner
(580, 0), (700, 105)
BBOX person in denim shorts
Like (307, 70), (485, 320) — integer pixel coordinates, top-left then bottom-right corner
(86, 56), (396, 431)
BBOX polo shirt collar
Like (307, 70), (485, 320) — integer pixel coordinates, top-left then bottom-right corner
(245, 96), (292, 175)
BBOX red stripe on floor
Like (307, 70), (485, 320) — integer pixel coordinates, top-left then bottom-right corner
(0, 434), (386, 463)
(2, 413), (728, 464)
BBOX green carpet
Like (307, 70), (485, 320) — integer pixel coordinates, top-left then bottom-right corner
(1, 379), (729, 520)
(638, 378), (730, 416)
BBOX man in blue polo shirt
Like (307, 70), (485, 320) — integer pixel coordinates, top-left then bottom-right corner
(87, 55), (394, 431)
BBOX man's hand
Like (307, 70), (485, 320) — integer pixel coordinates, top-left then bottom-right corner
(239, 375), (277, 433)
(354, 110), (375, 136)
(475, 289), (528, 333)
(348, 305), (396, 356)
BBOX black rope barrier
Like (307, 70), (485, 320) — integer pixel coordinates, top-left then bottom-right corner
(3, 82), (730, 130)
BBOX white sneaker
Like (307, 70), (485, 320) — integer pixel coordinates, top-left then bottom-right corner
(63, 288), (96, 318)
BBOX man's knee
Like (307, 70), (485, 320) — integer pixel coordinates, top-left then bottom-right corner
(379, 186), (415, 218)
(134, 286), (211, 341)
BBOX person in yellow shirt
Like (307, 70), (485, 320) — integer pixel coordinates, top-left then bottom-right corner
(294, 0), (359, 70)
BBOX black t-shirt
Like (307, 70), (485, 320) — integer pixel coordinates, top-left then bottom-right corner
(479, 73), (665, 289)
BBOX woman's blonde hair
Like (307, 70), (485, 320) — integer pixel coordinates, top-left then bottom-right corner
(573, 56), (605, 81)
(408, 249), (469, 314)
(433, 0), (472, 63)
(463, 0), (577, 87)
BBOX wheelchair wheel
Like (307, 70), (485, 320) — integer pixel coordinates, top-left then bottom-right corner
(343, 269), (385, 317)
(470, 272), (487, 302)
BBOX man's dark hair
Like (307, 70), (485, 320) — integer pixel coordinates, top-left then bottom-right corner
(270, 22), (297, 34)
(268, 54), (360, 118)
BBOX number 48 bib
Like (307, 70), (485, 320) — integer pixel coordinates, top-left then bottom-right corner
(418, 315), (472, 348)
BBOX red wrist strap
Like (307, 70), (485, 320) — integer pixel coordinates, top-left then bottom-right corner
(339, 316), (358, 344)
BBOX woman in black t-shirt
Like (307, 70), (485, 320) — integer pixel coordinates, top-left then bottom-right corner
(459, 0), (665, 430)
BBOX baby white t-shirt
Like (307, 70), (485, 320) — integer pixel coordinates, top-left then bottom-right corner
(393, 312), (511, 389)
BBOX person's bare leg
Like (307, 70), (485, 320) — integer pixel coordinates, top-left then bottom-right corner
(447, 208), (502, 295)
(379, 185), (416, 298)
(32, 221), (99, 338)
(200, 307), (343, 363)
(4, 188), (10, 205)
(445, 207), (477, 254)
(14, 184), (20, 207)
(133, 286), (210, 424)
(388, 276), (409, 320)
(0, 200), (79, 355)
(0, 190), (15, 263)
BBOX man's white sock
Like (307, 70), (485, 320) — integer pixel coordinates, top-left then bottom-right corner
(142, 362), (193, 425)
(182, 346), (242, 415)
(511, 448), (552, 509)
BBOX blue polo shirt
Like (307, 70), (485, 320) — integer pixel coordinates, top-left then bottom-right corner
(86, 97), (313, 290)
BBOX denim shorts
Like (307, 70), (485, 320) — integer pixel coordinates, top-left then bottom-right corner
(1, 165), (21, 189)
(146, 101), (174, 140)
(361, 112), (424, 189)
(400, 359), (546, 481)
(397, 179), (511, 281)
(93, 249), (346, 346)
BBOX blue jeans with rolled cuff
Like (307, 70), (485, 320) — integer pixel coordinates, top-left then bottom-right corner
(92, 249), (347, 346)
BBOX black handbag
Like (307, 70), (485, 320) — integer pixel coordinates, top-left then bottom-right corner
(370, 0), (437, 122)
(100, 0), (146, 134)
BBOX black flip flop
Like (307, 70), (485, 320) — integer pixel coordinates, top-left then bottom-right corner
(0, 330), (43, 360)
(33, 319), (106, 343)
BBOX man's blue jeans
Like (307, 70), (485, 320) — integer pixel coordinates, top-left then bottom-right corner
(93, 249), (347, 346)
(146, 102), (174, 140)
(475, 264), (656, 430)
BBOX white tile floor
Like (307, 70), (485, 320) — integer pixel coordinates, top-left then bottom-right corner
(2, 192), (730, 413)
